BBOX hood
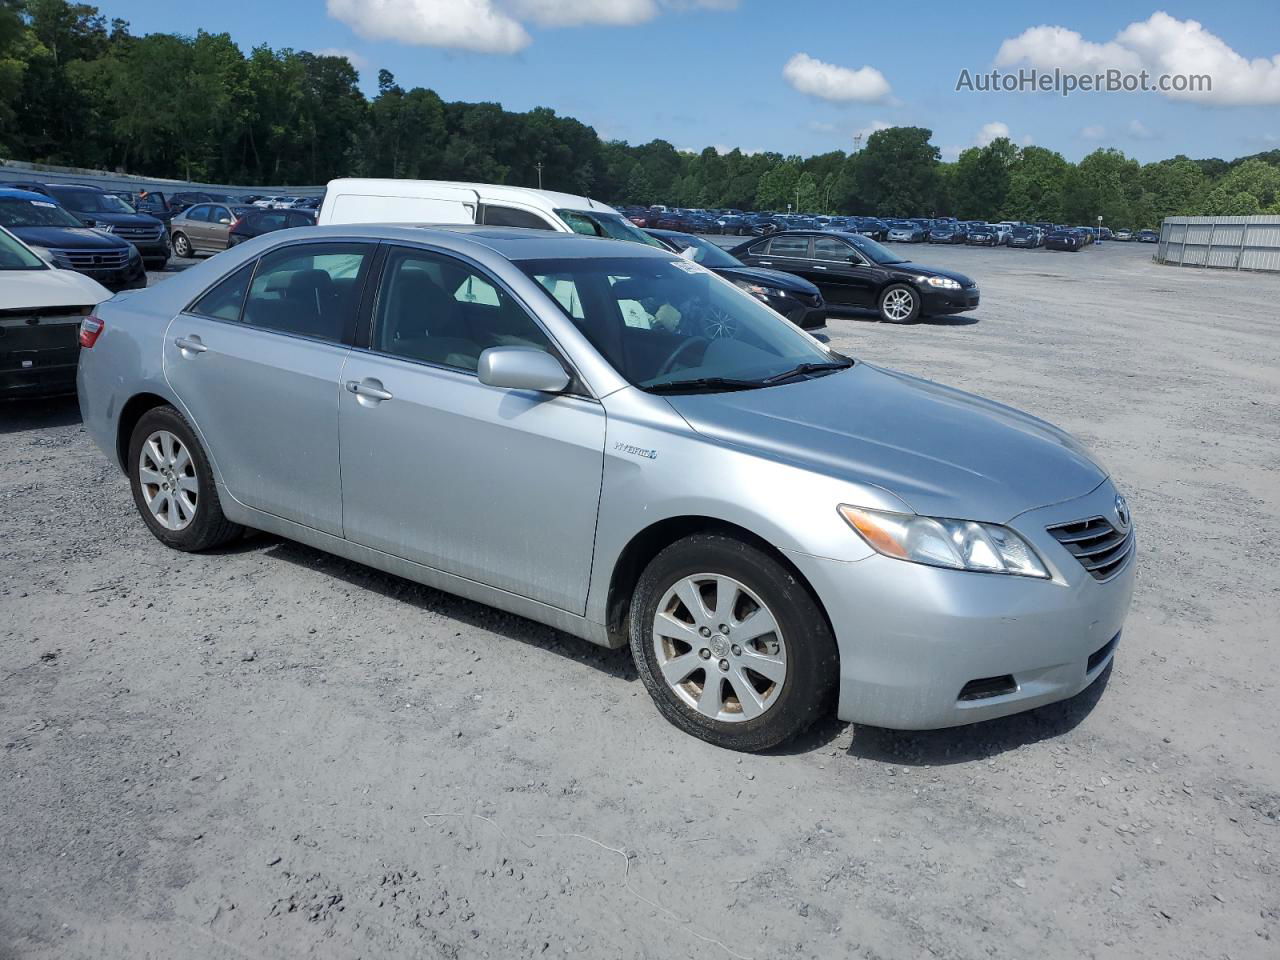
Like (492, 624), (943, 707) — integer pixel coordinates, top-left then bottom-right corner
(714, 265), (820, 295)
(8, 226), (129, 251)
(664, 363), (1106, 523)
(890, 262), (975, 286)
(72, 211), (163, 229)
(0, 267), (113, 309)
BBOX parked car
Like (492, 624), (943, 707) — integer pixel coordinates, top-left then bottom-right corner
(1136, 229), (1159, 243)
(128, 191), (176, 229)
(1045, 229), (1084, 252)
(730, 230), (979, 323)
(849, 217), (889, 241)
(1007, 225), (1042, 248)
(78, 224), (1132, 751)
(965, 224), (998, 246)
(169, 203), (258, 258)
(645, 228), (826, 329)
(0, 188), (146, 291)
(1114, 228), (1134, 241)
(886, 220), (928, 243)
(0, 225), (113, 397)
(227, 208), (317, 246)
(41, 183), (170, 269)
(927, 223), (967, 244)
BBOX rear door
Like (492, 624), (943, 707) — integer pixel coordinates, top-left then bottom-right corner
(163, 240), (376, 535)
(755, 234), (812, 278)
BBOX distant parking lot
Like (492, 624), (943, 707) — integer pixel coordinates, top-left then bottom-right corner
(3, 239), (1279, 959)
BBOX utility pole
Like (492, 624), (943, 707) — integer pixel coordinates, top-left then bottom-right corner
(534, 162), (544, 190)
(853, 133), (863, 153)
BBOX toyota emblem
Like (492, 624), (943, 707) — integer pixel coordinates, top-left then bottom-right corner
(1114, 494), (1130, 530)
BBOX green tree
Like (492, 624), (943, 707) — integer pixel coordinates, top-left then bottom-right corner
(950, 137), (1017, 219)
(1004, 146), (1069, 221)
(1202, 158), (1280, 215)
(849, 126), (941, 216)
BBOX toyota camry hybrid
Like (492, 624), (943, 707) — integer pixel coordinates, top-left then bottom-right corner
(78, 225), (1135, 751)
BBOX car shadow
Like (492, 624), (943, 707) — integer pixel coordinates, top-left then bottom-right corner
(261, 537), (638, 682)
(0, 395), (82, 434)
(842, 663), (1113, 767)
(826, 308), (980, 327)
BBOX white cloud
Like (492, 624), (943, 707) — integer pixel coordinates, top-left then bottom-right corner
(975, 121), (1010, 146)
(327, 0), (530, 53)
(315, 47), (369, 70)
(328, 0), (737, 52)
(1127, 118), (1158, 139)
(1080, 125), (1107, 140)
(782, 53), (891, 103)
(854, 120), (891, 141)
(996, 13), (1280, 106)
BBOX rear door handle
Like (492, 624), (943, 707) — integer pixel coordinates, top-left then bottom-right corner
(813, 264), (828, 270)
(174, 336), (207, 354)
(758, 260), (773, 265)
(346, 379), (393, 402)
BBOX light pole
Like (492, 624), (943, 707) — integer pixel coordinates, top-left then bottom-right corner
(535, 162), (544, 190)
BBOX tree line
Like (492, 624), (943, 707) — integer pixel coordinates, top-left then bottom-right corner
(3, 0), (1280, 227)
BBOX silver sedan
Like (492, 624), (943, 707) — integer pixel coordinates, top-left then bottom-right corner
(77, 225), (1135, 751)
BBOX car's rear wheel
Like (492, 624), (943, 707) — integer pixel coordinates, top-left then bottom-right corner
(128, 406), (241, 551)
(629, 533), (837, 752)
(171, 232), (192, 258)
(878, 284), (920, 323)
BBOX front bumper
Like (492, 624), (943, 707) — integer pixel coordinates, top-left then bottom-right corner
(921, 285), (979, 314)
(75, 259), (147, 291)
(785, 480), (1136, 729)
(762, 292), (826, 329)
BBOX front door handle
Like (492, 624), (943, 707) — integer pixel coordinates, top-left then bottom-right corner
(346, 379), (394, 402)
(757, 260), (773, 265)
(174, 336), (207, 354)
(813, 264), (827, 270)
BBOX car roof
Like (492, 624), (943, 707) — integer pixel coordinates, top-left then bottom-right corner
(0, 187), (57, 201)
(296, 223), (678, 261)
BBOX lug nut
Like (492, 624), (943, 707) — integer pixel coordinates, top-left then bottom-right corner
(718, 624), (729, 634)
(699, 648), (711, 660)
(718, 659), (729, 672)
(731, 644), (742, 656)
(699, 626), (711, 638)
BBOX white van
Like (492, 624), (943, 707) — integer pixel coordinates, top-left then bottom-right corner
(317, 178), (656, 245)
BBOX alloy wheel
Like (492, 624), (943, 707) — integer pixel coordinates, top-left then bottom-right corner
(138, 430), (198, 531)
(883, 289), (914, 321)
(652, 573), (787, 722)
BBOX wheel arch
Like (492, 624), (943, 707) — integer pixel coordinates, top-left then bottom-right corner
(603, 515), (836, 650)
(115, 392), (174, 471)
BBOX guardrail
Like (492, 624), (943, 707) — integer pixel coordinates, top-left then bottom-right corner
(0, 158), (326, 198)
(1156, 216), (1280, 272)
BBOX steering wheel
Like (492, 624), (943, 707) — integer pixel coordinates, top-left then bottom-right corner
(655, 337), (709, 378)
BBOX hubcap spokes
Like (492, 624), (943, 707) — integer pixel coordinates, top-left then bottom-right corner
(885, 290), (913, 320)
(653, 574), (787, 723)
(139, 430), (197, 531)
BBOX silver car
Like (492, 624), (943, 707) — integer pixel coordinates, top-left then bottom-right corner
(77, 225), (1135, 751)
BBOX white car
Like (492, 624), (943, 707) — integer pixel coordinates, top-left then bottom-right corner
(1, 225), (112, 397)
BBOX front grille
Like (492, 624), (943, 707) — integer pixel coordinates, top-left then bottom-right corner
(1047, 516), (1134, 581)
(46, 247), (131, 270)
(113, 224), (164, 242)
(797, 292), (823, 307)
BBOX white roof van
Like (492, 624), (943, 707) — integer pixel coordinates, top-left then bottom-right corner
(317, 178), (633, 236)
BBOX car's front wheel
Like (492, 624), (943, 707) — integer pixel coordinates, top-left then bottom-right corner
(128, 406), (242, 551)
(878, 284), (920, 323)
(629, 533), (838, 751)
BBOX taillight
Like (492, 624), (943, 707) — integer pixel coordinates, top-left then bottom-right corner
(79, 315), (104, 348)
(229, 218), (243, 231)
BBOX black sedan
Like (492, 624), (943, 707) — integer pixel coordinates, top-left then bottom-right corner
(965, 224), (998, 246)
(927, 223), (966, 244)
(1045, 229), (1083, 252)
(228, 208), (316, 246)
(1007, 225), (1042, 248)
(645, 229), (826, 329)
(1136, 229), (1159, 243)
(729, 230), (978, 324)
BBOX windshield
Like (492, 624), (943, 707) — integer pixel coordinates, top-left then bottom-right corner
(0, 196), (85, 228)
(48, 188), (135, 214)
(660, 233), (742, 268)
(0, 227), (46, 270)
(844, 232), (906, 264)
(556, 209), (665, 248)
(520, 255), (838, 391)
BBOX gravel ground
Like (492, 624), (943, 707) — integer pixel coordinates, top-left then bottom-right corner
(2, 241), (1278, 960)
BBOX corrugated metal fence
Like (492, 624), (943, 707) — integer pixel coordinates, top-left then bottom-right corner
(1, 157), (326, 198)
(1156, 216), (1280, 272)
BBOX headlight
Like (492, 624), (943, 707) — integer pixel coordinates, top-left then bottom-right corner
(918, 275), (961, 290)
(28, 245), (68, 268)
(734, 280), (789, 299)
(838, 505), (1050, 578)
(90, 222), (114, 233)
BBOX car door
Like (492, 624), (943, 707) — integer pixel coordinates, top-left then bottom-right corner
(163, 240), (375, 535)
(207, 205), (234, 249)
(337, 244), (606, 614)
(750, 234), (811, 281)
(180, 205), (209, 250)
(811, 236), (876, 306)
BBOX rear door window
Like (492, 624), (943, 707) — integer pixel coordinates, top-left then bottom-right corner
(240, 243), (374, 344)
(189, 263), (255, 322)
(767, 235), (811, 258)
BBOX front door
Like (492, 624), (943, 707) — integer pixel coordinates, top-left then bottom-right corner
(810, 236), (877, 306)
(163, 240), (375, 535)
(338, 245), (606, 614)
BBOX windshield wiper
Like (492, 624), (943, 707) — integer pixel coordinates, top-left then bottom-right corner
(644, 376), (769, 393)
(760, 358), (854, 385)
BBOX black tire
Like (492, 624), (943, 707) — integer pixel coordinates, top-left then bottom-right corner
(877, 283), (920, 324)
(171, 232), (192, 258)
(127, 406), (241, 551)
(629, 533), (838, 752)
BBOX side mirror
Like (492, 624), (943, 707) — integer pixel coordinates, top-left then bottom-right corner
(477, 347), (570, 393)
(219, 218), (231, 224)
